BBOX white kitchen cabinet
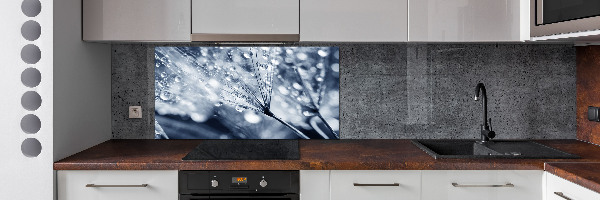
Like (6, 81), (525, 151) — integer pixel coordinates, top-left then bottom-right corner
(300, 170), (330, 200)
(57, 170), (178, 200)
(83, 0), (191, 41)
(422, 170), (543, 200)
(409, 0), (529, 42)
(545, 172), (600, 200)
(300, 0), (408, 42)
(191, 0), (299, 41)
(330, 170), (421, 200)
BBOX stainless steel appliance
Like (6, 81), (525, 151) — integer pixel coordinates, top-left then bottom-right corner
(532, 0), (600, 37)
(179, 171), (299, 200)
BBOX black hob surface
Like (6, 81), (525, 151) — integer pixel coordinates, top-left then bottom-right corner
(182, 140), (300, 160)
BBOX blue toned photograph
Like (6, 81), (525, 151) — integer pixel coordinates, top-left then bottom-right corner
(154, 47), (340, 139)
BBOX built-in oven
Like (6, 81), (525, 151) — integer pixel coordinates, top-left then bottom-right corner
(179, 171), (299, 200)
(531, 0), (600, 38)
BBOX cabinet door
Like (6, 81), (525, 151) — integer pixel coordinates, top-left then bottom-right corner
(192, 0), (299, 38)
(57, 170), (178, 200)
(300, 0), (408, 42)
(409, 0), (529, 42)
(300, 171), (330, 200)
(422, 170), (542, 200)
(330, 170), (420, 200)
(545, 172), (600, 200)
(82, 0), (191, 41)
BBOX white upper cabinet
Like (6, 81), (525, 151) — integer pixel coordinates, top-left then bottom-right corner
(300, 0), (408, 42)
(409, 0), (530, 42)
(83, 0), (191, 41)
(191, 0), (300, 41)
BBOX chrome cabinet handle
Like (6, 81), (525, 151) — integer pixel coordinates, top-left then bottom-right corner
(86, 184), (148, 188)
(554, 192), (573, 200)
(353, 183), (400, 186)
(451, 183), (514, 187)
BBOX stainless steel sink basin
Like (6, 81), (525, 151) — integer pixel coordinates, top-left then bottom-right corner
(412, 140), (579, 159)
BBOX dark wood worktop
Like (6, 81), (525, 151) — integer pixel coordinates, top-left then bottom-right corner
(545, 162), (600, 194)
(54, 139), (600, 171)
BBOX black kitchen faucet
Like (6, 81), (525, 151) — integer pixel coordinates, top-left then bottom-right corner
(474, 83), (495, 143)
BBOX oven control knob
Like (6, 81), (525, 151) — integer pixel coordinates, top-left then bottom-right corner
(211, 180), (219, 188)
(259, 179), (267, 187)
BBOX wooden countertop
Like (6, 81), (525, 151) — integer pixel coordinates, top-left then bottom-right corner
(54, 139), (600, 171)
(545, 162), (600, 194)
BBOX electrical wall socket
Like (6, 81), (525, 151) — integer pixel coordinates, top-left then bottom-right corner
(129, 106), (142, 119)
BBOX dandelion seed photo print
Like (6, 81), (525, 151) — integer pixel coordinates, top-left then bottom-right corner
(154, 47), (340, 139)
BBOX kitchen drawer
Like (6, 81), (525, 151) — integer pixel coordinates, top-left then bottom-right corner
(545, 172), (600, 200)
(57, 170), (178, 200)
(422, 170), (542, 200)
(330, 170), (421, 200)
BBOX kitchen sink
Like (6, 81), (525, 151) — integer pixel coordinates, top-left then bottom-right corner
(412, 140), (579, 159)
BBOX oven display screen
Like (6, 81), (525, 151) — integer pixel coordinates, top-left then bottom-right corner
(232, 177), (247, 184)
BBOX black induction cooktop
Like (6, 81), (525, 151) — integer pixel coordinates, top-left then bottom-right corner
(182, 140), (300, 160)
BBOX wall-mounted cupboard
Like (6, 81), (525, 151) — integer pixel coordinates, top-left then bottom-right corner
(82, 0), (530, 42)
(300, 0), (408, 42)
(191, 0), (299, 42)
(82, 0), (191, 41)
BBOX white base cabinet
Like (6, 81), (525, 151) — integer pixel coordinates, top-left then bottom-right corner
(57, 170), (178, 200)
(300, 170), (330, 200)
(545, 172), (600, 200)
(422, 170), (542, 200)
(330, 170), (421, 200)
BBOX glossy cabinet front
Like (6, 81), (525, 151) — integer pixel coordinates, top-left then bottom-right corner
(82, 0), (191, 41)
(192, 0), (299, 35)
(545, 172), (600, 200)
(300, 0), (408, 42)
(409, 0), (529, 42)
(330, 170), (421, 200)
(421, 170), (543, 200)
(57, 170), (178, 200)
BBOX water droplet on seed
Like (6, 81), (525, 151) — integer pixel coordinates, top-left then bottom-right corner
(160, 91), (172, 100)
(235, 105), (245, 112)
(317, 50), (329, 57)
(303, 111), (316, 116)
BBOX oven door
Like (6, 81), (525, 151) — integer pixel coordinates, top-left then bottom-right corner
(180, 194), (299, 200)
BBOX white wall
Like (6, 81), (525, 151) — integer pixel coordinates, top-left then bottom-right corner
(0, 0), (54, 199)
(0, 0), (111, 199)
(53, 0), (111, 162)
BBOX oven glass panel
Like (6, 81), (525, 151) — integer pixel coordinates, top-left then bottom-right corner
(541, 0), (600, 25)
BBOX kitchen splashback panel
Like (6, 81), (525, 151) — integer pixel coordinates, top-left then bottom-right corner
(112, 43), (576, 140)
(154, 47), (340, 139)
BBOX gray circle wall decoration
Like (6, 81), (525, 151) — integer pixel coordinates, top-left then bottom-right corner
(21, 91), (42, 111)
(21, 44), (41, 64)
(21, 138), (42, 157)
(20, 114), (41, 134)
(21, 0), (41, 17)
(21, 20), (41, 41)
(21, 68), (41, 88)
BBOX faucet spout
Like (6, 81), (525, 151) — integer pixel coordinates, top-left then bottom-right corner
(474, 83), (495, 142)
